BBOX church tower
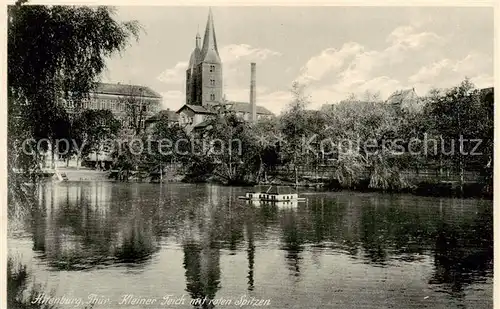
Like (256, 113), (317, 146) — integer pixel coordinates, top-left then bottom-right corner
(186, 8), (223, 107)
(186, 30), (201, 105)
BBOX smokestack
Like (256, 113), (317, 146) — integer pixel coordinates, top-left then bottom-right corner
(250, 62), (256, 123)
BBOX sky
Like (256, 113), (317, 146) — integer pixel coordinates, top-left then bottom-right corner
(101, 6), (494, 114)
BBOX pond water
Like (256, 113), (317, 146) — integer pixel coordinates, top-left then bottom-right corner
(8, 182), (493, 309)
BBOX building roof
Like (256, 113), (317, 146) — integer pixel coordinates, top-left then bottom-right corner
(193, 119), (213, 129)
(188, 47), (202, 71)
(146, 110), (179, 123)
(176, 104), (216, 114)
(253, 185), (296, 195)
(386, 89), (418, 105)
(95, 83), (162, 99)
(480, 87), (494, 96)
(226, 101), (273, 115)
(188, 31), (202, 71)
(176, 101), (273, 116)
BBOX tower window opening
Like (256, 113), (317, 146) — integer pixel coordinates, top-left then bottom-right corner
(210, 79), (215, 86)
(210, 65), (215, 72)
(210, 94), (215, 101)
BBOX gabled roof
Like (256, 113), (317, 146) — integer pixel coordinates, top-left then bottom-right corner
(95, 83), (162, 99)
(253, 185), (296, 195)
(226, 101), (273, 115)
(176, 104), (216, 114)
(193, 119), (212, 129)
(386, 89), (418, 105)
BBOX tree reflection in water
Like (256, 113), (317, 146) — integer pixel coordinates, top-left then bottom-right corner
(18, 183), (492, 307)
(31, 183), (160, 270)
(182, 185), (222, 309)
(245, 209), (255, 291)
(282, 193), (492, 294)
(280, 206), (304, 278)
(430, 209), (493, 297)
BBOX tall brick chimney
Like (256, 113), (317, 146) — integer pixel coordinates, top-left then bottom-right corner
(250, 62), (256, 123)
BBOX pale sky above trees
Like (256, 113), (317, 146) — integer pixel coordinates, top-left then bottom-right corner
(101, 6), (494, 114)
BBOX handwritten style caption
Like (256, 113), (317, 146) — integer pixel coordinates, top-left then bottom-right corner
(32, 293), (272, 307)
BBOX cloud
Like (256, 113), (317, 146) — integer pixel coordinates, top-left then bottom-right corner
(408, 52), (493, 90)
(157, 61), (188, 85)
(386, 25), (443, 49)
(408, 59), (452, 83)
(157, 44), (281, 90)
(290, 22), (486, 109)
(220, 44), (282, 91)
(219, 44), (282, 64)
(160, 90), (184, 111)
(296, 42), (364, 84)
(224, 86), (292, 115)
(470, 74), (494, 89)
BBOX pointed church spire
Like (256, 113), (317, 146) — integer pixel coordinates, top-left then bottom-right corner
(201, 8), (221, 63)
(189, 30), (202, 72)
(195, 27), (201, 49)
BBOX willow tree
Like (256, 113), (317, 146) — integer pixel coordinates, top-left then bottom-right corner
(425, 78), (485, 194)
(280, 82), (312, 185)
(8, 2), (141, 209)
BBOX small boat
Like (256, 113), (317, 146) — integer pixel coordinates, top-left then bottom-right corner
(238, 185), (307, 203)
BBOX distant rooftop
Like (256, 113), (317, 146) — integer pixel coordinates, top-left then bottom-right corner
(177, 102), (273, 116)
(226, 101), (273, 115)
(177, 104), (216, 114)
(95, 82), (162, 99)
(193, 119), (212, 129)
(386, 88), (418, 105)
(146, 109), (179, 122)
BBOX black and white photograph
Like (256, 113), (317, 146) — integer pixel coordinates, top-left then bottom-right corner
(5, 3), (495, 309)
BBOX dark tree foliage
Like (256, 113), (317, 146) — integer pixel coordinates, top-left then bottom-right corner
(8, 1), (141, 209)
(72, 109), (121, 162)
(8, 2), (140, 169)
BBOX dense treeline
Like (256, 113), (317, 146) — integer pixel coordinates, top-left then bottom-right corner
(142, 79), (492, 196)
(7, 2), (493, 197)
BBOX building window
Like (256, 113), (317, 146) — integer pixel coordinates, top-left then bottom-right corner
(210, 65), (215, 72)
(210, 79), (215, 86)
(210, 94), (215, 101)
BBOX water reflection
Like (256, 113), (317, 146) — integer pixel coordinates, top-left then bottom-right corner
(246, 213), (255, 291)
(430, 210), (493, 297)
(182, 186), (221, 308)
(280, 207), (303, 278)
(32, 183), (160, 270)
(14, 183), (493, 309)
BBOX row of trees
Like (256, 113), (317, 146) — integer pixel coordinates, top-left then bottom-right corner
(7, 3), (493, 194)
(134, 79), (492, 193)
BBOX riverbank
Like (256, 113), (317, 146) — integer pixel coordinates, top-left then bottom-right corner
(30, 168), (492, 199)
(192, 176), (493, 199)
